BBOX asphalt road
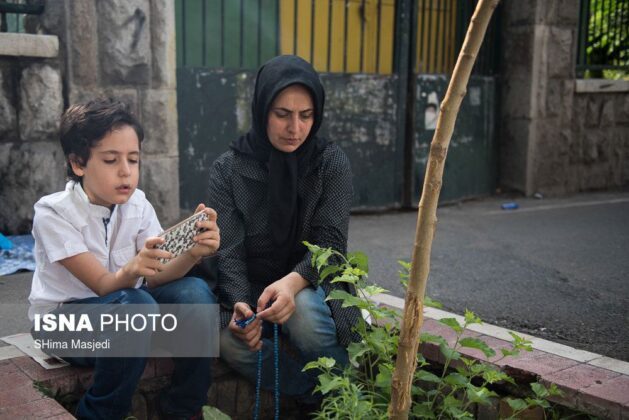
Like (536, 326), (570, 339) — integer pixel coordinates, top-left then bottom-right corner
(348, 190), (629, 361)
(2, 190), (628, 361)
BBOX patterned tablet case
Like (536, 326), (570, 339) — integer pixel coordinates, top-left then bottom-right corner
(156, 212), (208, 263)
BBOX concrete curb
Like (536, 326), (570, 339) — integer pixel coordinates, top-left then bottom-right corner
(371, 292), (629, 419)
(2, 293), (628, 418)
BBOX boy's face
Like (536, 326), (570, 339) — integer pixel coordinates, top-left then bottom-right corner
(70, 125), (140, 208)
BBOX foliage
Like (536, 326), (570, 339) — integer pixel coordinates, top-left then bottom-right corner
(584, 0), (629, 78)
(302, 242), (563, 419)
(202, 405), (231, 420)
(34, 381), (81, 414)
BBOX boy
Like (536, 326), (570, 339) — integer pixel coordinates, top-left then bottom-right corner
(29, 98), (220, 419)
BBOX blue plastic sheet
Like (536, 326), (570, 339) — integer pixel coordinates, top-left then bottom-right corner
(0, 235), (36, 276)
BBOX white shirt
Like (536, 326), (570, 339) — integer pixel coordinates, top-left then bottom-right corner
(28, 181), (162, 319)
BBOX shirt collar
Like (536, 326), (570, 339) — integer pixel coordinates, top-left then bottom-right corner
(70, 181), (116, 219)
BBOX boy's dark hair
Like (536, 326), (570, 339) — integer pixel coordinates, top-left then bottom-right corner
(60, 97), (144, 182)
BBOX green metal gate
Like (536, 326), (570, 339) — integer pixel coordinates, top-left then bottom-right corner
(175, 0), (499, 211)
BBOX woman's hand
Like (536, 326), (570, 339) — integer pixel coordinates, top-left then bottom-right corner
(189, 204), (220, 259)
(229, 302), (263, 351)
(256, 272), (309, 324)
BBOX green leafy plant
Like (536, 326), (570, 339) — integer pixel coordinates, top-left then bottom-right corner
(584, 0), (629, 79)
(202, 405), (231, 420)
(303, 242), (563, 419)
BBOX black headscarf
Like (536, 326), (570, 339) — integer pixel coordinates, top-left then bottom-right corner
(230, 55), (327, 262)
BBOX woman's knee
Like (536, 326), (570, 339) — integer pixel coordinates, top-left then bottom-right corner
(284, 288), (338, 350)
(219, 328), (256, 365)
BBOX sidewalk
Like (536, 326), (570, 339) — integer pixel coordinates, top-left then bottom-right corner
(1, 295), (628, 419)
(1, 190), (628, 418)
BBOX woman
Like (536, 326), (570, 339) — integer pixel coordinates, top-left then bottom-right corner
(208, 55), (360, 403)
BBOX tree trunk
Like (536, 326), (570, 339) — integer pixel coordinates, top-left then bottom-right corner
(388, 1), (501, 419)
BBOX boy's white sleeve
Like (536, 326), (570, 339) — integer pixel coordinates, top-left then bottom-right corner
(136, 201), (163, 251)
(33, 205), (88, 263)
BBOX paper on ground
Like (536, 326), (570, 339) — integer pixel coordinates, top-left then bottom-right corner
(1, 332), (69, 369)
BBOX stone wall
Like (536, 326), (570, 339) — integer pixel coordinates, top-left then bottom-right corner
(570, 89), (629, 191)
(0, 50), (65, 234)
(0, 0), (179, 235)
(499, 0), (629, 196)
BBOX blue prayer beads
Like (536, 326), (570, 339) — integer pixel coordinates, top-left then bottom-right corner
(234, 314), (279, 420)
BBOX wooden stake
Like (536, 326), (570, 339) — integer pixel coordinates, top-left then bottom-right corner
(388, 1), (501, 418)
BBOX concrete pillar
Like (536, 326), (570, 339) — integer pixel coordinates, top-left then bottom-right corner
(499, 0), (579, 195)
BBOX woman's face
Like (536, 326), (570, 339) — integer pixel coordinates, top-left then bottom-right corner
(266, 84), (314, 153)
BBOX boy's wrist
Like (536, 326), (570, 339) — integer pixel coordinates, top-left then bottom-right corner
(185, 249), (203, 263)
(117, 264), (133, 284)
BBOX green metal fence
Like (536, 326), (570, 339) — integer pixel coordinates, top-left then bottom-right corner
(176, 0), (500, 209)
(176, 0), (499, 76)
(577, 0), (629, 78)
(414, 0), (499, 75)
(0, 1), (43, 33)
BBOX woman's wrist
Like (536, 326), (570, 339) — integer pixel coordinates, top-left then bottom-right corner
(285, 272), (309, 294)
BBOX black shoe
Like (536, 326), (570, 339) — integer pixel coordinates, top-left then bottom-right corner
(157, 397), (203, 420)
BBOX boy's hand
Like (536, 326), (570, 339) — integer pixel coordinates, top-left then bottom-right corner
(122, 237), (172, 278)
(229, 302), (263, 351)
(188, 204), (220, 259)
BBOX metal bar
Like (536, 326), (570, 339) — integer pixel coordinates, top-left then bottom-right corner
(419, 0), (426, 72)
(441, 0), (449, 73)
(577, 0), (587, 67)
(403, 0), (419, 208)
(588, 0), (596, 66)
(391, 0), (413, 207)
(447, 0), (454, 72)
(294, 0), (298, 54)
(614, 0), (621, 66)
(434, 0), (440, 73)
(589, 0), (596, 66)
(221, 0), (225, 66)
(476, 1), (484, 74)
(442, 0), (448, 73)
(608, 0), (613, 53)
(620, 1), (629, 64)
(0, 2), (44, 15)
(240, 0), (244, 68)
(182, 0), (187, 66)
(408, 0), (418, 76)
(598, 0), (605, 65)
(202, 0), (207, 66)
(343, 0), (348, 72)
(276, 0), (280, 56)
(605, 0), (611, 65)
(621, 1), (629, 64)
(426, 0), (432, 73)
(441, 0), (448, 73)
(376, 0), (382, 73)
(310, 0), (315, 64)
(258, 0), (262, 67)
(359, 0), (365, 72)
(327, 0), (332, 71)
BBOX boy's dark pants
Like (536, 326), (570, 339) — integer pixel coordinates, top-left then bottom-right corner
(32, 276), (216, 420)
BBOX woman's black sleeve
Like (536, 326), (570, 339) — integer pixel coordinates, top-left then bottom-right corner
(207, 155), (255, 313)
(292, 147), (353, 285)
